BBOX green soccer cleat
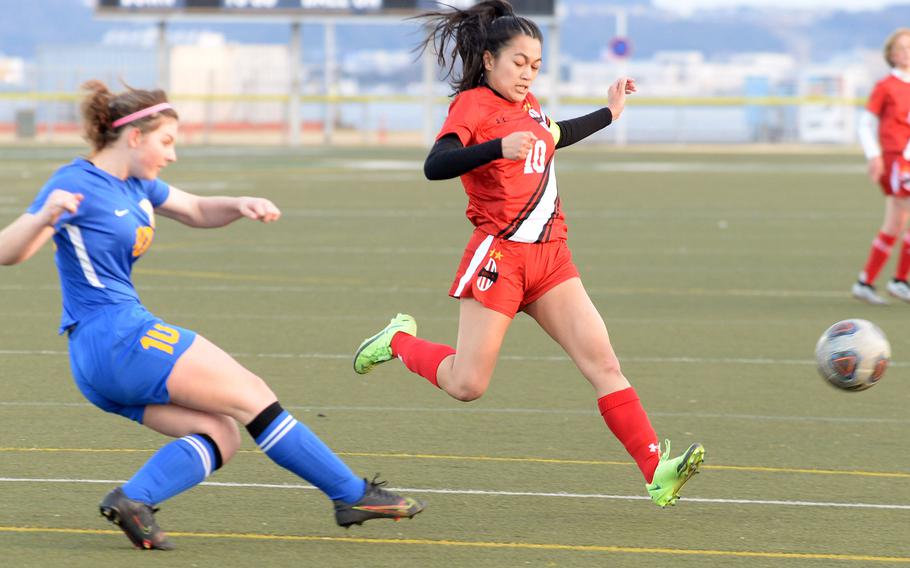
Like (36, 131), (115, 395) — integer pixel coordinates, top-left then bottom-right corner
(646, 440), (705, 508)
(353, 313), (417, 375)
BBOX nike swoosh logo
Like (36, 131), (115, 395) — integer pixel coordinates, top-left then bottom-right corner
(353, 498), (412, 511)
(354, 505), (411, 512)
(115, 209), (129, 217)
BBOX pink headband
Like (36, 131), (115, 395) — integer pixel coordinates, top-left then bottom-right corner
(112, 102), (174, 128)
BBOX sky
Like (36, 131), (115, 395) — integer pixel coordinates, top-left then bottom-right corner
(652, 0), (910, 14)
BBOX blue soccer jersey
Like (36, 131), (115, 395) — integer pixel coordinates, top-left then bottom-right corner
(28, 158), (170, 333)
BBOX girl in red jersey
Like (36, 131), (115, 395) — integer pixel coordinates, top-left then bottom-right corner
(853, 28), (910, 304)
(353, 0), (704, 508)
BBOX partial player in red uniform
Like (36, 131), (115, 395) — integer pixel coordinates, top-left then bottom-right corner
(353, 0), (704, 508)
(853, 28), (910, 304)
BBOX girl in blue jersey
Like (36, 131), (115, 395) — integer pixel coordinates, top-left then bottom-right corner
(0, 80), (423, 550)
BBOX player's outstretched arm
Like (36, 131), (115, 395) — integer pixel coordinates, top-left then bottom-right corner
(606, 77), (636, 122)
(0, 189), (83, 266)
(553, 77), (637, 150)
(156, 186), (281, 228)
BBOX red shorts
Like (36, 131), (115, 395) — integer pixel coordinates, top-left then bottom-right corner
(448, 228), (580, 318)
(878, 153), (910, 197)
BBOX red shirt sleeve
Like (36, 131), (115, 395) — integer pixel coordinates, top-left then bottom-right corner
(437, 91), (479, 146)
(867, 79), (887, 116)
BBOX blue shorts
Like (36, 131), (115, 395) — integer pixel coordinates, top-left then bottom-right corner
(68, 303), (197, 423)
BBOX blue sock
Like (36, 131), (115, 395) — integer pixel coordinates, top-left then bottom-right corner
(247, 402), (365, 503)
(122, 434), (220, 505)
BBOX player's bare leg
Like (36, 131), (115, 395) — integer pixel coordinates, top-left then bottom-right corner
(855, 196), (910, 304)
(525, 277), (704, 507)
(99, 404), (242, 550)
(523, 277), (627, 397)
(885, 196), (910, 301)
(435, 299), (512, 401)
(354, 299), (511, 401)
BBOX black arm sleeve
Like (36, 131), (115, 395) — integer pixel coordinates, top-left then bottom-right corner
(555, 107), (613, 149)
(424, 134), (503, 180)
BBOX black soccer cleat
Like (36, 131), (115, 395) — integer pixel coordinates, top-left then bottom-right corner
(334, 476), (426, 528)
(99, 487), (174, 550)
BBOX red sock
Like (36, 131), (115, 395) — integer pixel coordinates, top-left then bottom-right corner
(895, 233), (910, 281)
(598, 387), (660, 483)
(861, 231), (897, 284)
(390, 333), (455, 388)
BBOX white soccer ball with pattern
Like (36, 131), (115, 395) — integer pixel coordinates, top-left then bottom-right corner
(815, 319), (890, 392)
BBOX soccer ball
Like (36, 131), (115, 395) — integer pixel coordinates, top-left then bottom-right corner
(815, 319), (890, 392)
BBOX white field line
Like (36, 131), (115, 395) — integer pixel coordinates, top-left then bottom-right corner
(5, 349), (908, 424)
(1, 205), (875, 221)
(143, 250), (873, 260)
(342, 160), (424, 170)
(0, 153), (855, 173)
(300, 159), (867, 175)
(590, 162), (864, 175)
(1, 399), (908, 424)
(222, 158), (864, 176)
(0, 311), (859, 328)
(0, 348), (882, 368)
(0, 476), (905, 511)
(263, 208), (878, 221)
(67, 243), (866, 258)
(0, 282), (858, 299)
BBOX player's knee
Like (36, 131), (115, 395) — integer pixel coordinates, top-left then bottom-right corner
(602, 354), (623, 377)
(232, 375), (279, 422)
(447, 373), (490, 402)
(450, 386), (486, 402)
(586, 353), (623, 383)
(201, 414), (242, 464)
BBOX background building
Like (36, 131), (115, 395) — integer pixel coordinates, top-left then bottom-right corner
(0, 0), (904, 145)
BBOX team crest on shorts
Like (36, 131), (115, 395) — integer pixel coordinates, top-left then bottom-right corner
(476, 258), (499, 292)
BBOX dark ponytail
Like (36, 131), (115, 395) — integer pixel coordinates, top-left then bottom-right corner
(80, 80), (178, 153)
(415, 0), (543, 94)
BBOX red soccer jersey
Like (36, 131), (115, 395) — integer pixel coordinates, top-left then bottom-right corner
(437, 86), (566, 243)
(867, 73), (910, 154)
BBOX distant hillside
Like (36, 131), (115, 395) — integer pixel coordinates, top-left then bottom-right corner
(0, 0), (906, 62)
(809, 9), (906, 57)
(560, 3), (906, 60)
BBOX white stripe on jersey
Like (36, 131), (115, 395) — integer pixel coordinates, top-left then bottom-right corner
(508, 161), (558, 243)
(62, 224), (105, 289)
(181, 435), (213, 478)
(453, 234), (494, 297)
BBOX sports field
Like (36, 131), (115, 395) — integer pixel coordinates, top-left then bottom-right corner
(1, 145), (908, 566)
